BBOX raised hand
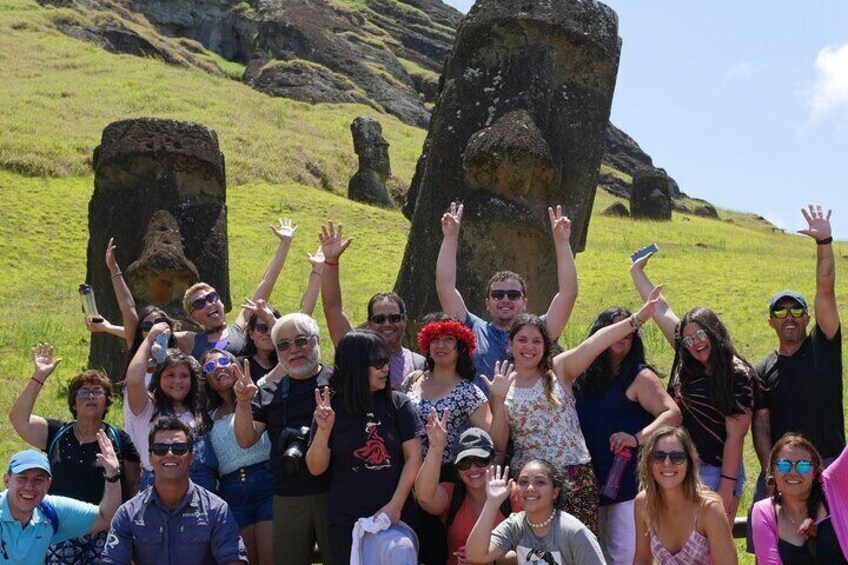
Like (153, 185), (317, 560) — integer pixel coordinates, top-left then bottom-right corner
(485, 464), (513, 504)
(441, 201), (464, 238)
(479, 360), (515, 401)
(425, 407), (450, 451)
(313, 386), (335, 432)
(319, 221), (353, 261)
(240, 297), (276, 323)
(233, 359), (257, 404)
(96, 429), (120, 478)
(84, 315), (110, 333)
(635, 284), (663, 323)
(31, 343), (61, 381)
(548, 205), (571, 243)
(630, 249), (655, 273)
(105, 237), (120, 274)
(798, 204), (832, 241)
(271, 217), (298, 241)
(307, 246), (325, 276)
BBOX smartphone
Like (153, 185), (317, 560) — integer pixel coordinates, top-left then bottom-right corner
(630, 243), (658, 263)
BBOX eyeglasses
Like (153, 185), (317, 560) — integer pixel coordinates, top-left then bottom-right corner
(681, 329), (708, 349)
(651, 450), (687, 465)
(202, 357), (231, 373)
(76, 388), (106, 399)
(140, 317), (169, 332)
(775, 459), (813, 475)
(150, 442), (192, 456)
(190, 291), (219, 312)
(370, 313), (405, 325)
(771, 307), (807, 320)
(276, 336), (312, 352)
(252, 323), (270, 334)
(369, 357), (390, 368)
(489, 290), (523, 301)
(455, 456), (492, 471)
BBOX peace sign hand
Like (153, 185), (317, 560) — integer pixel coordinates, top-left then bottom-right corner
(485, 464), (513, 504)
(480, 360), (515, 401)
(233, 359), (257, 404)
(313, 386), (335, 432)
(548, 205), (572, 243)
(425, 407), (450, 451)
(441, 202), (463, 238)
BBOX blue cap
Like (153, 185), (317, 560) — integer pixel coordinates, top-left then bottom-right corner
(7, 449), (51, 477)
(769, 290), (808, 314)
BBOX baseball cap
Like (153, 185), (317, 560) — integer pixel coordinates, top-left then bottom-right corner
(452, 428), (494, 465)
(768, 290), (808, 314)
(7, 449), (52, 477)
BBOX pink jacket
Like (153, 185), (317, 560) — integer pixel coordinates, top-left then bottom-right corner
(752, 445), (848, 563)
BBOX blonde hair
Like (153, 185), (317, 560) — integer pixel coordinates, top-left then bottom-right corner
(183, 283), (215, 314)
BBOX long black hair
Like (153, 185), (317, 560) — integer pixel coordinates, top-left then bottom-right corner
(128, 306), (177, 364)
(420, 312), (477, 382)
(149, 349), (210, 433)
(200, 348), (237, 414)
(575, 307), (658, 397)
(330, 329), (391, 416)
(243, 309), (280, 366)
(671, 307), (752, 416)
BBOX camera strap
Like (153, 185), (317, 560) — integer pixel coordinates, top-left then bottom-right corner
(277, 365), (331, 427)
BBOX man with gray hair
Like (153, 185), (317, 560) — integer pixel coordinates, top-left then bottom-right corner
(234, 312), (332, 565)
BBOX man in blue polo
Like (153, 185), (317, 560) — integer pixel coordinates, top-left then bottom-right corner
(102, 416), (247, 564)
(0, 431), (121, 564)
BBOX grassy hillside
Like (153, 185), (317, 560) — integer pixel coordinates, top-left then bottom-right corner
(0, 1), (845, 561)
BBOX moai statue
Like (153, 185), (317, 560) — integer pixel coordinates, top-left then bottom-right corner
(348, 116), (392, 207)
(86, 118), (229, 378)
(396, 0), (621, 327)
(630, 167), (672, 221)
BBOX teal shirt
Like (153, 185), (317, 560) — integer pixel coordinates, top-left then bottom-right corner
(0, 491), (98, 564)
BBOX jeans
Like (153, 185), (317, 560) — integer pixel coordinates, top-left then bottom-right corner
(700, 462), (745, 497)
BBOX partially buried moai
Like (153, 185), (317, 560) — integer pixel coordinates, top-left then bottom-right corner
(396, 0), (621, 326)
(85, 118), (230, 378)
(348, 116), (392, 207)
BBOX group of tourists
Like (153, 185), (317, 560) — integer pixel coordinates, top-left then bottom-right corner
(1, 202), (844, 564)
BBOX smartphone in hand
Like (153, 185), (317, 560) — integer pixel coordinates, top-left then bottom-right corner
(630, 243), (658, 263)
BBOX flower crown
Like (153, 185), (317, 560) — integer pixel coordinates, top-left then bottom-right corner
(417, 320), (477, 356)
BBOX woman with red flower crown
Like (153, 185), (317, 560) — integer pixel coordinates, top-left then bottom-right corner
(306, 329), (424, 565)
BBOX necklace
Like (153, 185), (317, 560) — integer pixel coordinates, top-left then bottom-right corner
(526, 509), (557, 529)
(782, 505), (808, 526)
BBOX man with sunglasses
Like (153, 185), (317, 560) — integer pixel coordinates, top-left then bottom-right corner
(102, 417), (248, 564)
(233, 312), (333, 565)
(436, 202), (578, 387)
(748, 204), (843, 553)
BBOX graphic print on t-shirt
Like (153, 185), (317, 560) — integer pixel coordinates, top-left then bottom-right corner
(352, 416), (391, 470)
(518, 546), (562, 564)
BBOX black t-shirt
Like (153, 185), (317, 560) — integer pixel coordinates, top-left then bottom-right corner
(326, 391), (424, 528)
(45, 419), (140, 504)
(755, 325), (845, 459)
(238, 355), (273, 384)
(251, 366), (332, 496)
(668, 358), (754, 466)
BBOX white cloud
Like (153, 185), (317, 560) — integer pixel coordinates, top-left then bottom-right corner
(808, 43), (848, 120)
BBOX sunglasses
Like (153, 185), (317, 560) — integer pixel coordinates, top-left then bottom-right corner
(455, 456), (492, 471)
(651, 450), (688, 465)
(190, 291), (219, 312)
(369, 357), (390, 368)
(140, 317), (169, 332)
(252, 323), (270, 334)
(489, 290), (523, 301)
(202, 356), (232, 373)
(276, 336), (312, 352)
(76, 388), (106, 399)
(370, 313), (405, 325)
(775, 459), (813, 475)
(681, 329), (708, 349)
(150, 442), (192, 456)
(771, 307), (807, 320)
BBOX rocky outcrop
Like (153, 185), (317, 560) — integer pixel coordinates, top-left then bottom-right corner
(602, 123), (681, 197)
(348, 116), (392, 206)
(601, 202), (629, 217)
(395, 0), (620, 325)
(630, 167), (672, 220)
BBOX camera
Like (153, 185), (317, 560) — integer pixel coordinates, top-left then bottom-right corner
(279, 426), (311, 477)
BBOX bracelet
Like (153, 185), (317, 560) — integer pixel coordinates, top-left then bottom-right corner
(111, 271), (123, 278)
(31, 378), (45, 387)
(630, 433), (640, 447)
(629, 314), (645, 329)
(324, 260), (339, 266)
(310, 270), (322, 277)
(104, 471), (121, 483)
(816, 236), (833, 245)
(720, 474), (737, 482)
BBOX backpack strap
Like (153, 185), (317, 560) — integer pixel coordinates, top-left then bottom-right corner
(46, 422), (75, 461)
(38, 499), (60, 536)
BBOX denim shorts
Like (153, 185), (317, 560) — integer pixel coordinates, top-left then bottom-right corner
(219, 461), (274, 529)
(700, 462), (745, 498)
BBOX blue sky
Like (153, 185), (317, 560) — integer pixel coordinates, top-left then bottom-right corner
(442, 1), (848, 239)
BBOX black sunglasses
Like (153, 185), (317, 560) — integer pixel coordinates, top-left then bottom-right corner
(252, 323), (270, 334)
(141, 317), (169, 332)
(190, 291), (219, 312)
(489, 290), (523, 301)
(651, 450), (687, 465)
(150, 442), (192, 456)
(370, 313), (405, 325)
(276, 336), (312, 352)
(455, 456), (492, 471)
(369, 357), (390, 368)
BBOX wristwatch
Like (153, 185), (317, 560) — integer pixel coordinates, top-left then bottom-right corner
(104, 471), (122, 483)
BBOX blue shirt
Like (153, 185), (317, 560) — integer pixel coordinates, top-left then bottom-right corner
(0, 491), (98, 564)
(101, 481), (247, 565)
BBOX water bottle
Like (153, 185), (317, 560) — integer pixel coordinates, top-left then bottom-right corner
(151, 330), (170, 365)
(600, 447), (633, 500)
(79, 284), (103, 323)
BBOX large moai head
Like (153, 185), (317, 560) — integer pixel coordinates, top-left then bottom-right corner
(86, 118), (228, 377)
(348, 116), (392, 206)
(396, 0), (620, 329)
(630, 167), (672, 221)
